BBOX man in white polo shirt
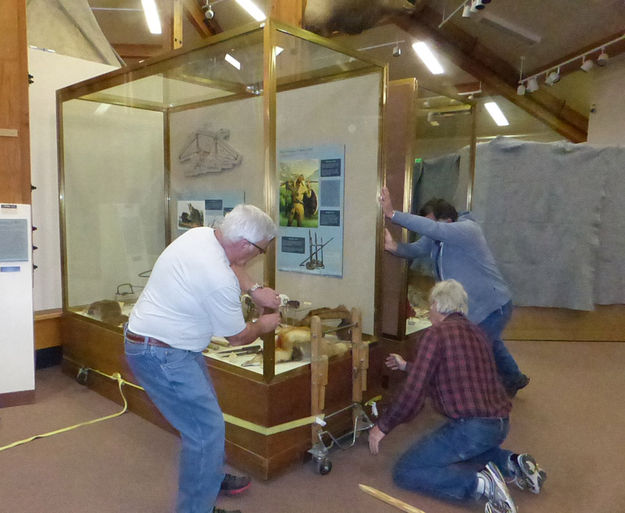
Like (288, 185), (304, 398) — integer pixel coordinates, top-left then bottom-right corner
(125, 204), (282, 513)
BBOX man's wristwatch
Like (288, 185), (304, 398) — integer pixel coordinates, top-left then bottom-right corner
(247, 283), (263, 295)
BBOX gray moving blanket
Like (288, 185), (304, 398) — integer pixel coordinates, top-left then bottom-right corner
(471, 137), (625, 310)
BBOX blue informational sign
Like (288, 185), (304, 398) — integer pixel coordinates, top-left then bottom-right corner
(0, 219), (29, 262)
(277, 145), (345, 277)
(177, 191), (245, 233)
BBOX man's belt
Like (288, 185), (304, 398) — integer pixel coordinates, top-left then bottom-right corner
(125, 329), (171, 348)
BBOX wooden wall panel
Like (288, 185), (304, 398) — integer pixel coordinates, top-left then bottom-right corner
(505, 305), (625, 342)
(34, 309), (62, 350)
(0, 0), (31, 203)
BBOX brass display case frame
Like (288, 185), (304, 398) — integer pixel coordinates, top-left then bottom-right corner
(57, 20), (388, 478)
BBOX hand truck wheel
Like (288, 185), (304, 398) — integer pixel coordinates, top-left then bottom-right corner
(316, 458), (332, 475)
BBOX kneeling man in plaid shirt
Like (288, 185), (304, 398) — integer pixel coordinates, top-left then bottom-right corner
(369, 279), (546, 513)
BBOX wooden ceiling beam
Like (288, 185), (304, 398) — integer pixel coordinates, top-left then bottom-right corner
(270, 0), (306, 27)
(393, 6), (588, 142)
(112, 43), (164, 60)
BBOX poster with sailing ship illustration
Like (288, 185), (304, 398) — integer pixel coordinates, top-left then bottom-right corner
(277, 145), (345, 277)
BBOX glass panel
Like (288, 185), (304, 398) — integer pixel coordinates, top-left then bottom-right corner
(406, 88), (474, 335)
(274, 29), (379, 87)
(274, 32), (383, 354)
(476, 94), (563, 143)
(78, 27), (265, 109)
(62, 100), (165, 325)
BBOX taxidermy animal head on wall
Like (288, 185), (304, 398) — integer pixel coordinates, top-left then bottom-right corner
(303, 0), (419, 36)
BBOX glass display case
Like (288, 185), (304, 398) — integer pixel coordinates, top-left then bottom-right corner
(404, 88), (474, 336)
(380, 80), (474, 340)
(58, 20), (385, 386)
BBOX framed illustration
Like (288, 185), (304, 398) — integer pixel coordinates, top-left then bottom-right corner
(277, 145), (345, 277)
(177, 191), (245, 233)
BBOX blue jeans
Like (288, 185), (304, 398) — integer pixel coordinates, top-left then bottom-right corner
(478, 301), (523, 388)
(125, 338), (225, 513)
(393, 417), (512, 502)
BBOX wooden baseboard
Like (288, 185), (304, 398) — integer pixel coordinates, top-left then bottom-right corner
(34, 309), (62, 350)
(505, 304), (625, 342)
(0, 389), (35, 408)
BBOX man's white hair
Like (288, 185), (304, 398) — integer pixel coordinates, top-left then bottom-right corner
(218, 204), (277, 243)
(429, 279), (469, 316)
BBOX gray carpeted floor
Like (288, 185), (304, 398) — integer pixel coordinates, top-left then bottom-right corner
(2, 340), (625, 513)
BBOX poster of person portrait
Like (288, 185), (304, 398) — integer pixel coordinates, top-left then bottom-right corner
(279, 160), (319, 228)
(277, 145), (345, 277)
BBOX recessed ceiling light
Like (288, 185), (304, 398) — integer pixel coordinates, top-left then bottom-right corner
(141, 0), (162, 34)
(484, 101), (509, 126)
(412, 42), (444, 75)
(234, 0), (266, 21)
(225, 53), (241, 70)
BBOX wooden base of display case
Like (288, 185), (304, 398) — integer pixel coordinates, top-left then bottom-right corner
(61, 313), (387, 480)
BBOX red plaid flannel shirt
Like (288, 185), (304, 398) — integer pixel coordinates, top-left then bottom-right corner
(378, 313), (511, 434)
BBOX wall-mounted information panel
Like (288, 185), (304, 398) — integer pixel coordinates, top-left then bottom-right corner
(0, 204), (35, 400)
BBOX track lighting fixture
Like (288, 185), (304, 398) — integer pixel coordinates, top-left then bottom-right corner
(545, 67), (561, 86)
(427, 112), (440, 127)
(580, 56), (594, 72)
(596, 47), (609, 66)
(516, 33), (625, 92)
(526, 77), (539, 93)
(439, 0), (493, 27)
(202, 1), (215, 20)
(470, 0), (484, 13)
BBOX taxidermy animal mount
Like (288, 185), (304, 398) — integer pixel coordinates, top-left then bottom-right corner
(303, 0), (419, 36)
(87, 300), (128, 326)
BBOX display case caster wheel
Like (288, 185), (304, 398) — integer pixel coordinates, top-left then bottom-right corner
(76, 367), (89, 385)
(316, 458), (332, 475)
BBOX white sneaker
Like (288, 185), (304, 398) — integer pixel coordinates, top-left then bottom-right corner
(512, 453), (547, 494)
(482, 462), (517, 513)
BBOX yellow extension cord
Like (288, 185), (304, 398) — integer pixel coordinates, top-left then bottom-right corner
(0, 370), (130, 452)
(0, 365), (325, 452)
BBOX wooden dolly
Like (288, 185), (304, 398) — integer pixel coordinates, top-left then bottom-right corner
(308, 307), (375, 474)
